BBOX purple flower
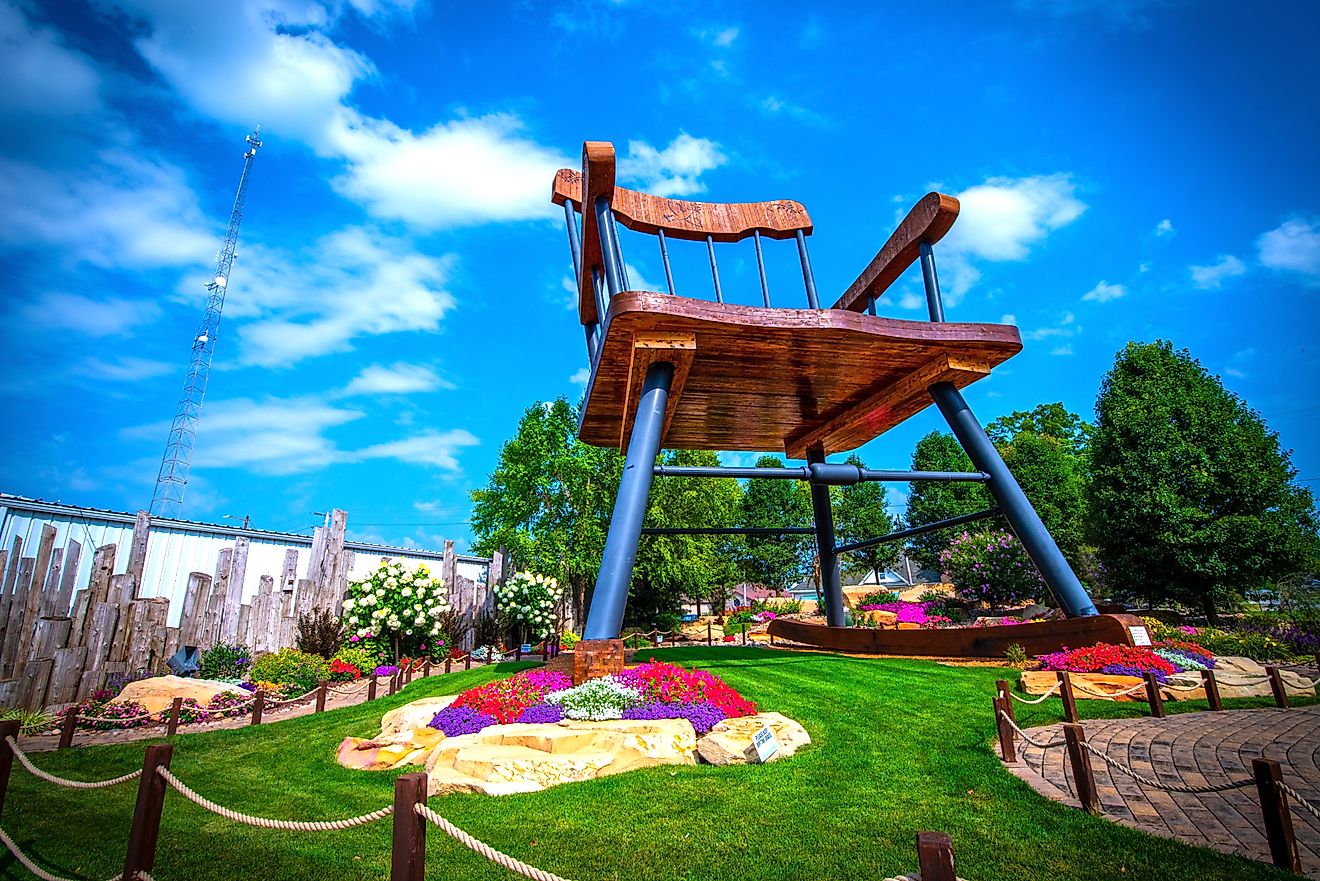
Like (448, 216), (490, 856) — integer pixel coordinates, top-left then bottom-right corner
(621, 701), (726, 735)
(429, 705), (497, 736)
(374, 664), (400, 676)
(515, 703), (564, 724)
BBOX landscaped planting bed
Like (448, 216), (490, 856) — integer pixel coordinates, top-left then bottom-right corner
(0, 648), (1306, 881)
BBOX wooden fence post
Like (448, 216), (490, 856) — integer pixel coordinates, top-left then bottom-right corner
(423, 660), (431, 678)
(741, 623), (747, 645)
(543, 642), (549, 662)
(1201, 669), (1223, 711)
(1057, 671), (1079, 724)
(707, 621), (712, 646)
(1253, 758), (1301, 872)
(251, 690), (265, 726)
(368, 677), (378, 701)
(389, 673), (398, 696)
(1266, 666), (1289, 709)
(1062, 723), (1099, 814)
(515, 644), (522, 662)
(390, 772), (428, 881)
(1143, 672), (1166, 718)
(993, 697), (1016, 763)
(995, 680), (1016, 725)
(0, 720), (20, 822)
(58, 709), (78, 750)
(166, 698), (183, 737)
(316, 681), (328, 713)
(464, 655), (471, 671)
(444, 657), (452, 675)
(121, 743), (172, 881)
(405, 663), (414, 685)
(916, 831), (956, 881)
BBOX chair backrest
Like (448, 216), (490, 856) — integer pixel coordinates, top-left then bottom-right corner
(552, 141), (813, 330)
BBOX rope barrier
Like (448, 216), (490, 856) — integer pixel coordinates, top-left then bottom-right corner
(1278, 780), (1320, 822)
(157, 767), (393, 831)
(74, 709), (162, 725)
(1002, 683), (1061, 704)
(1068, 680), (1149, 698)
(996, 711), (1066, 749)
(415, 803), (575, 881)
(263, 686), (321, 707)
(1075, 740), (1255, 794)
(6, 737), (142, 790)
(0, 828), (148, 881)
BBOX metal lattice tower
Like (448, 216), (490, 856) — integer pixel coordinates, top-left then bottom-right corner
(150, 128), (263, 518)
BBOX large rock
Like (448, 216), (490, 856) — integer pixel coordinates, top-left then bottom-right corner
(1020, 670), (1146, 701)
(380, 695), (457, 735)
(338, 727), (447, 771)
(1208, 657), (1316, 699)
(115, 676), (245, 714)
(696, 712), (811, 765)
(423, 718), (697, 796)
(855, 610), (898, 627)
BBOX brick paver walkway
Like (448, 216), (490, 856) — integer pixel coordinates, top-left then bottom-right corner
(1005, 705), (1320, 876)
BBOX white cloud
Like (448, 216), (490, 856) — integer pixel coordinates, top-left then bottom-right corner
(71, 356), (174, 382)
(758, 95), (829, 127)
(1024, 311), (1079, 342)
(944, 174), (1086, 262)
(1154, 218), (1175, 237)
(339, 363), (452, 396)
(1081, 280), (1126, 303)
(1224, 346), (1254, 380)
(21, 292), (162, 337)
(1189, 254), (1247, 290)
(1257, 219), (1320, 284)
(1050, 345), (1074, 356)
(694, 26), (739, 46)
(898, 291), (925, 311)
(354, 430), (479, 470)
(0, 150), (215, 269)
(0, 1), (101, 123)
(1000, 313), (1017, 325)
(569, 367), (591, 386)
(225, 227), (457, 367)
(618, 133), (726, 197)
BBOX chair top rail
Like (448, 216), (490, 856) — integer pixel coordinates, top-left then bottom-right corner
(552, 169), (812, 244)
(833, 192), (960, 312)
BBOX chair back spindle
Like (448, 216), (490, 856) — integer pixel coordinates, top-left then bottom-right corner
(796, 230), (820, 309)
(594, 198), (624, 299)
(919, 241), (945, 322)
(657, 229), (676, 295)
(706, 235), (724, 303)
(753, 230), (771, 307)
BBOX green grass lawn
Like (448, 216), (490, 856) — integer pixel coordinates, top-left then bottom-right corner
(0, 648), (1307, 880)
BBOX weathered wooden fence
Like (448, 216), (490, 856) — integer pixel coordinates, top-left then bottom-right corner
(0, 500), (503, 711)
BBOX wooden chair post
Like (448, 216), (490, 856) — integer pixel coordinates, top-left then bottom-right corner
(1143, 672), (1166, 718)
(1062, 723), (1099, 814)
(993, 697), (1016, 763)
(121, 743), (173, 881)
(390, 772), (428, 881)
(166, 698), (183, 737)
(0, 720), (21, 822)
(368, 677), (378, 701)
(1201, 669), (1223, 711)
(316, 681), (328, 713)
(1266, 666), (1289, 708)
(1253, 758), (1301, 872)
(1057, 671), (1079, 723)
(58, 708), (78, 749)
(916, 831), (956, 881)
(251, 690), (265, 725)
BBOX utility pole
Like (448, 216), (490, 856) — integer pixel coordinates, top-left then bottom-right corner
(150, 129), (262, 518)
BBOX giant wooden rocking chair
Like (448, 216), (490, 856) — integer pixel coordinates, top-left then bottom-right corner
(554, 142), (1132, 671)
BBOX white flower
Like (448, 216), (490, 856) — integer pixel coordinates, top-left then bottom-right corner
(414, 615), (425, 625)
(405, 628), (413, 635)
(342, 598), (355, 611)
(401, 571), (413, 584)
(385, 577), (398, 588)
(416, 577), (431, 588)
(401, 586), (413, 597)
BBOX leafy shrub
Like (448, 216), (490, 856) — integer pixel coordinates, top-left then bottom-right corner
(472, 609), (507, 652)
(331, 645), (377, 677)
(342, 559), (450, 659)
(495, 572), (565, 639)
(249, 648), (330, 695)
(0, 708), (57, 736)
(199, 644), (252, 680)
(328, 659), (361, 682)
(1004, 643), (1029, 668)
(857, 590), (899, 607)
(559, 629), (580, 649)
(544, 677), (641, 721)
(941, 529), (1044, 607)
(753, 598), (803, 615)
(296, 609), (345, 658)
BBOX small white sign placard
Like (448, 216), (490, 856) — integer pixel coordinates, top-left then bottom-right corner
(520, 643), (533, 653)
(656, 635), (664, 644)
(1129, 626), (1152, 647)
(751, 725), (780, 763)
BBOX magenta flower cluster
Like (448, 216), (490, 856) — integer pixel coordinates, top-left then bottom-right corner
(939, 529), (1044, 606)
(855, 600), (953, 628)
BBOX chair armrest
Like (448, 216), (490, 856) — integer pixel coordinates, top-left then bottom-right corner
(832, 192), (959, 312)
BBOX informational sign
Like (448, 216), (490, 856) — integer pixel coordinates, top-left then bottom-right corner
(656, 635), (664, 644)
(751, 725), (780, 763)
(520, 643), (532, 654)
(1128, 626), (1152, 647)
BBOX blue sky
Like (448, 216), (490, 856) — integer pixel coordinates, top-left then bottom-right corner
(1, 0), (1317, 552)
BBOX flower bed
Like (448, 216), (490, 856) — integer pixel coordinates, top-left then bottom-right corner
(1037, 640), (1217, 683)
(855, 600), (953, 628)
(428, 661), (755, 738)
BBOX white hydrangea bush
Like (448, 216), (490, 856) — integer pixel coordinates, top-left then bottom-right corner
(494, 571), (564, 640)
(341, 559), (449, 656)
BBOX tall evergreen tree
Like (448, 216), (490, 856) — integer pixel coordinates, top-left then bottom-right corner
(1089, 340), (1319, 621)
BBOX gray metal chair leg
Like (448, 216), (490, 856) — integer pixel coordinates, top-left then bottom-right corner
(807, 449), (847, 627)
(582, 361), (675, 639)
(929, 381), (1098, 617)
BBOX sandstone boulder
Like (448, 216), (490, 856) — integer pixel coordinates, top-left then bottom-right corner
(696, 712), (811, 765)
(422, 718), (697, 796)
(855, 610), (898, 627)
(338, 726), (447, 771)
(1020, 670), (1146, 701)
(380, 695), (458, 735)
(116, 676), (245, 714)
(1208, 657), (1316, 699)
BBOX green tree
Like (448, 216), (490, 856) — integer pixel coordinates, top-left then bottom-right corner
(905, 432), (992, 571)
(832, 454), (899, 582)
(470, 398), (622, 631)
(986, 402), (1092, 458)
(996, 424), (1089, 571)
(1088, 340), (1320, 622)
(632, 450), (743, 627)
(740, 455), (813, 593)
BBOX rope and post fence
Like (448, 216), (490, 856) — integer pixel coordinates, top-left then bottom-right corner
(0, 726), (967, 881)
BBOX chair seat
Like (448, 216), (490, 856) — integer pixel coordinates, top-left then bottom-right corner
(579, 291), (1022, 457)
